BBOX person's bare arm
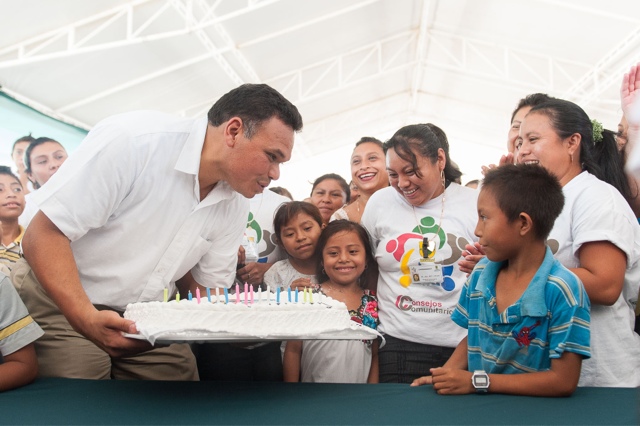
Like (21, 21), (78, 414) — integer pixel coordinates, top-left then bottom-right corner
(0, 344), (38, 391)
(367, 340), (379, 384)
(571, 241), (626, 305)
(22, 212), (150, 357)
(411, 336), (468, 386)
(282, 340), (303, 382)
(427, 352), (582, 397)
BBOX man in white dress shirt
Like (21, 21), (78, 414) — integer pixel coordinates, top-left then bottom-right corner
(11, 84), (302, 380)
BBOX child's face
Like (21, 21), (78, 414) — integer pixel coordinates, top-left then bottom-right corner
(321, 230), (367, 287)
(280, 212), (323, 261)
(0, 174), (25, 220)
(475, 188), (521, 262)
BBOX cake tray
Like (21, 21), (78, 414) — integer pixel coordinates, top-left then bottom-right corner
(124, 325), (383, 346)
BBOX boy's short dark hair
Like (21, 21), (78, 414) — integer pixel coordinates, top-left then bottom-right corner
(482, 164), (564, 240)
(207, 84), (303, 138)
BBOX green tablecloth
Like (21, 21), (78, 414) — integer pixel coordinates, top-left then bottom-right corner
(1, 378), (638, 425)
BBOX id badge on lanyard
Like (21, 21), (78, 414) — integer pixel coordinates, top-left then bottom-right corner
(410, 237), (443, 285)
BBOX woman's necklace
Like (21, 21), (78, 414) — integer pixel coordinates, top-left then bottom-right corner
(412, 185), (445, 259)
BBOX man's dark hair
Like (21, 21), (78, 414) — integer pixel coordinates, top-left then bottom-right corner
(207, 84), (303, 138)
(482, 164), (564, 240)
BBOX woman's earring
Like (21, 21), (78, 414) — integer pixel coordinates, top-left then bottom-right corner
(440, 169), (445, 188)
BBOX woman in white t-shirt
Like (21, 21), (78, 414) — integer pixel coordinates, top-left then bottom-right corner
(516, 98), (640, 387)
(361, 123), (478, 383)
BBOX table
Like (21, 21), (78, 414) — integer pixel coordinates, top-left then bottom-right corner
(1, 378), (637, 425)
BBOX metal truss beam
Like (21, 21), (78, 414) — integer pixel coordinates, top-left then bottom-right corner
(562, 25), (640, 108)
(408, 0), (435, 111)
(261, 28), (593, 110)
(0, 0), (281, 69)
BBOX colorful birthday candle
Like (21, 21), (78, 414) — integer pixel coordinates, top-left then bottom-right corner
(244, 283), (248, 306)
(196, 288), (201, 304)
(207, 287), (211, 303)
(266, 286), (270, 304)
(235, 284), (240, 304)
(163, 288), (168, 303)
(250, 286), (254, 305)
(224, 288), (229, 304)
(303, 287), (307, 303)
(188, 290), (193, 301)
(258, 287), (262, 303)
(276, 287), (281, 305)
(295, 288), (299, 303)
(176, 292), (180, 302)
(215, 287), (220, 303)
(287, 287), (291, 303)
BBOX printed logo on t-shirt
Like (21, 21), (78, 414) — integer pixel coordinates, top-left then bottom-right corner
(385, 215), (469, 290)
(246, 212), (277, 263)
(395, 295), (454, 315)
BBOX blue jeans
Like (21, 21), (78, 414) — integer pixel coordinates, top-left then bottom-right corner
(378, 334), (455, 383)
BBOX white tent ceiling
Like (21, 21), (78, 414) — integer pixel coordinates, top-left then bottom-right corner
(1, 0), (640, 198)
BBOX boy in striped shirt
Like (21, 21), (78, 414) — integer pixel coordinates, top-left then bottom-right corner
(412, 164), (590, 396)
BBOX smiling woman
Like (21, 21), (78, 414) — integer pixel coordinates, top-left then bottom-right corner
(361, 123), (479, 384)
(330, 137), (389, 224)
(516, 98), (640, 387)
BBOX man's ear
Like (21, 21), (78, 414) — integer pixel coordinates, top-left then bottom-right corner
(518, 212), (534, 237)
(224, 117), (243, 147)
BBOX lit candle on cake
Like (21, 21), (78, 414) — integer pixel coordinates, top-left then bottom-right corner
(224, 288), (229, 304)
(163, 288), (168, 303)
(207, 287), (211, 303)
(196, 288), (201, 304)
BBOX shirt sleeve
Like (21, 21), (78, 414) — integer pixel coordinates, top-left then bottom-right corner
(0, 276), (44, 356)
(546, 274), (591, 359)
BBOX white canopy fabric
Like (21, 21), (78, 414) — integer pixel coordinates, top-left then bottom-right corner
(1, 0), (639, 198)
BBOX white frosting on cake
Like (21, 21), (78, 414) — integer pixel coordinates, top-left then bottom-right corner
(124, 291), (381, 344)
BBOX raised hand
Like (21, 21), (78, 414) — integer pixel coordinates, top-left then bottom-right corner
(621, 62), (640, 127)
